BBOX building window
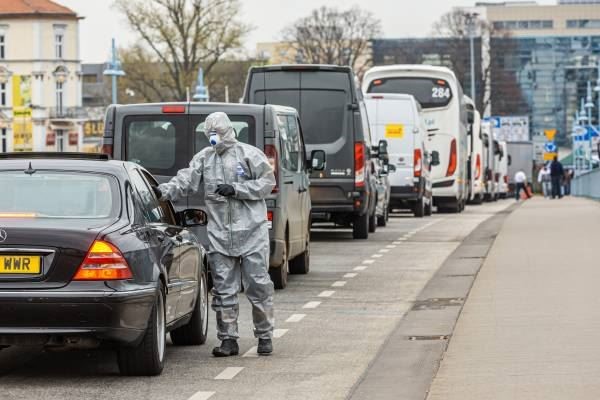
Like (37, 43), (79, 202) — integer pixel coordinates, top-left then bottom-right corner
(55, 33), (63, 59)
(567, 19), (600, 29)
(0, 35), (4, 59)
(56, 81), (64, 114)
(1, 128), (6, 153)
(56, 130), (64, 152)
(493, 20), (553, 31)
(0, 83), (5, 106)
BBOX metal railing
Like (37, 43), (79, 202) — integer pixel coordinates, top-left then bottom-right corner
(572, 168), (600, 199)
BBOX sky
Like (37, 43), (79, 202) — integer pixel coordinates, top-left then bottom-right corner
(57, 0), (556, 63)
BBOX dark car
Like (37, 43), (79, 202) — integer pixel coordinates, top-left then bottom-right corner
(243, 65), (384, 239)
(0, 153), (209, 376)
(102, 102), (325, 290)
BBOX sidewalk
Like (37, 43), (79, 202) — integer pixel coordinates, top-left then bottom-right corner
(427, 197), (600, 400)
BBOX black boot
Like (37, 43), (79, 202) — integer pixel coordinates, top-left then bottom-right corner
(212, 339), (239, 357)
(257, 338), (273, 356)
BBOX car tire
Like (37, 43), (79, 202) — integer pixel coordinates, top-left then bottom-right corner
(353, 213), (369, 240)
(368, 211), (377, 233)
(170, 264), (209, 346)
(290, 238), (310, 275)
(117, 285), (166, 376)
(414, 197), (425, 218)
(377, 211), (387, 227)
(269, 239), (288, 289)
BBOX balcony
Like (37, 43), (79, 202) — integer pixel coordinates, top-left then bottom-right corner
(47, 107), (88, 119)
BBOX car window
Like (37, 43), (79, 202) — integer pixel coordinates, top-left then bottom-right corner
(194, 115), (256, 152)
(129, 169), (163, 224)
(277, 114), (299, 172)
(293, 116), (306, 171)
(140, 170), (178, 226)
(125, 115), (188, 176)
(285, 115), (302, 172)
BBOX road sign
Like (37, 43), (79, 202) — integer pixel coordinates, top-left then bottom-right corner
(544, 129), (557, 141)
(544, 142), (557, 153)
(491, 116), (530, 142)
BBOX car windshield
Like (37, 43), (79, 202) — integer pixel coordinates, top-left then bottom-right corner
(0, 172), (117, 219)
(368, 77), (453, 109)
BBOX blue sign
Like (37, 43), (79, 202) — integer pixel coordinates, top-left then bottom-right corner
(544, 142), (557, 153)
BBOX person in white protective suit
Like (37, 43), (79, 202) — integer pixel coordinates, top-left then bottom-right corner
(155, 112), (276, 357)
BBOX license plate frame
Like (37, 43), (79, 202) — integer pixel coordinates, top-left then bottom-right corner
(0, 255), (42, 275)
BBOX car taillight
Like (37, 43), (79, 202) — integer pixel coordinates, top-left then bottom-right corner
(162, 105), (186, 113)
(446, 139), (457, 177)
(73, 240), (132, 281)
(264, 144), (279, 193)
(101, 143), (113, 157)
(355, 142), (365, 188)
(504, 175), (508, 184)
(475, 154), (481, 180)
(414, 148), (422, 177)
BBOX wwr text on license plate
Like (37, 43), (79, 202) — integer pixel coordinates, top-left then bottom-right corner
(0, 256), (41, 274)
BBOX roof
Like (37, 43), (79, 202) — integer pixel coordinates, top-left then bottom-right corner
(250, 64), (353, 73)
(0, 0), (78, 19)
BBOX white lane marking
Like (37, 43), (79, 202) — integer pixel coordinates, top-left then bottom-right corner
(392, 241), (403, 245)
(318, 290), (335, 297)
(242, 346), (258, 358)
(286, 313), (306, 323)
(215, 367), (244, 380)
(354, 266), (368, 271)
(396, 238), (407, 241)
(344, 272), (358, 278)
(273, 329), (289, 338)
(331, 281), (346, 287)
(188, 391), (216, 400)
(371, 254), (383, 258)
(363, 259), (375, 264)
(386, 245), (396, 249)
(379, 249), (390, 253)
(303, 301), (321, 309)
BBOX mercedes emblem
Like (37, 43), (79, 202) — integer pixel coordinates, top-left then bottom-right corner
(0, 229), (7, 243)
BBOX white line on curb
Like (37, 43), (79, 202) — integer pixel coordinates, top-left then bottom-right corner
(188, 391), (216, 400)
(344, 272), (358, 278)
(354, 266), (368, 271)
(286, 313), (306, 323)
(318, 290), (335, 297)
(331, 281), (346, 287)
(386, 245), (396, 249)
(303, 301), (321, 309)
(363, 259), (375, 264)
(215, 367), (244, 380)
(379, 249), (390, 253)
(242, 346), (258, 358)
(392, 241), (403, 245)
(372, 254), (383, 258)
(273, 329), (289, 338)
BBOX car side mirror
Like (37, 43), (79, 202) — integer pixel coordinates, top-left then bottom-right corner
(431, 151), (441, 166)
(177, 209), (208, 227)
(378, 140), (389, 165)
(309, 150), (326, 171)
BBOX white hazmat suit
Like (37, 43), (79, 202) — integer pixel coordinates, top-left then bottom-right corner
(158, 112), (275, 342)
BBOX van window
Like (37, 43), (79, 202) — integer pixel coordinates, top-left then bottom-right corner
(367, 78), (453, 109)
(277, 114), (301, 172)
(125, 116), (187, 176)
(193, 115), (256, 152)
(287, 116), (305, 171)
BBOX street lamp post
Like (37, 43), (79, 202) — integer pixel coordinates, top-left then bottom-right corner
(103, 38), (125, 105)
(586, 81), (595, 169)
(466, 13), (479, 102)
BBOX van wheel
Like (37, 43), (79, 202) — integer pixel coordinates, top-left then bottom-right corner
(290, 239), (310, 275)
(170, 263), (209, 346)
(368, 211), (377, 233)
(353, 213), (369, 239)
(377, 210), (387, 227)
(414, 197), (425, 218)
(118, 285), (166, 376)
(269, 239), (288, 289)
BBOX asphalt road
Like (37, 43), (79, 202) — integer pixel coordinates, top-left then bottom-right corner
(0, 201), (513, 400)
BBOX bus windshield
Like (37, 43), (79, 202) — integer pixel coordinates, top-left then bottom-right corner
(367, 77), (453, 109)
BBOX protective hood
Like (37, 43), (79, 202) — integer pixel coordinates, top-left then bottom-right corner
(205, 112), (237, 154)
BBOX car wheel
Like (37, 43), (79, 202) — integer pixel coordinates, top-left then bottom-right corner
(270, 238), (288, 289)
(118, 285), (166, 376)
(368, 211), (377, 233)
(414, 197), (425, 218)
(377, 214), (386, 227)
(290, 238), (310, 275)
(353, 212), (369, 239)
(170, 263), (209, 346)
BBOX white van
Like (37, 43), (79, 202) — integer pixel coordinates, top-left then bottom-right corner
(364, 93), (433, 217)
(481, 120), (497, 201)
(464, 96), (484, 204)
(363, 65), (468, 213)
(497, 141), (509, 198)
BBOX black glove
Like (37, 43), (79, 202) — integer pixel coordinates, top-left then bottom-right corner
(152, 186), (163, 200)
(215, 184), (235, 197)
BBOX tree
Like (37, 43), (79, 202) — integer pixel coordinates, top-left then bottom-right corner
(115, 0), (250, 102)
(282, 6), (382, 77)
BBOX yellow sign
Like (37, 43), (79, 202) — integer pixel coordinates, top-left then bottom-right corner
(543, 152), (557, 161)
(385, 124), (404, 139)
(84, 121), (105, 138)
(0, 255), (41, 275)
(12, 75), (33, 151)
(544, 129), (557, 141)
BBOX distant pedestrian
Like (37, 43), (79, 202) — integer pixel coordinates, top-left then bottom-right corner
(563, 168), (574, 196)
(537, 164), (551, 198)
(514, 170), (531, 201)
(550, 155), (564, 199)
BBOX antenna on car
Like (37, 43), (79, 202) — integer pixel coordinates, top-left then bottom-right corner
(24, 162), (36, 175)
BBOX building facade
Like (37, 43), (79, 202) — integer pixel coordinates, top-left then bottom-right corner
(0, 0), (85, 153)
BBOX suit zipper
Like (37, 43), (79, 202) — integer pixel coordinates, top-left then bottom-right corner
(219, 154), (233, 250)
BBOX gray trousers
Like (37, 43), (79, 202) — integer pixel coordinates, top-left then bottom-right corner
(208, 247), (274, 340)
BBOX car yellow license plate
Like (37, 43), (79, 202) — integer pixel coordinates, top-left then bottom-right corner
(0, 255), (41, 274)
(385, 124), (404, 139)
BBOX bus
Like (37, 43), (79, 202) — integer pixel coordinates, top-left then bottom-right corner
(464, 96), (484, 204)
(363, 65), (469, 213)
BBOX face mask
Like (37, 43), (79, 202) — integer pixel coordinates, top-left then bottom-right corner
(209, 131), (220, 146)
